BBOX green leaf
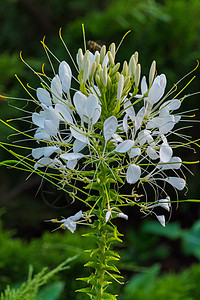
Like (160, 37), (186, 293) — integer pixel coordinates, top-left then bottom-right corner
(102, 292), (118, 299)
(36, 281), (65, 300)
(142, 221), (182, 239)
(76, 287), (96, 296)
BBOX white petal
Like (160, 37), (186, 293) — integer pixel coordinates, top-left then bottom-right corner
(60, 152), (84, 160)
(126, 164), (141, 184)
(158, 197), (171, 212)
(44, 146), (61, 157)
(141, 76), (148, 95)
(129, 147), (141, 158)
(44, 119), (59, 135)
(123, 114), (128, 133)
(34, 157), (52, 169)
(117, 212), (128, 220)
(124, 100), (135, 121)
(147, 146), (159, 160)
(34, 128), (50, 140)
(32, 147), (45, 159)
(59, 61), (72, 93)
(159, 156), (182, 170)
(102, 53), (109, 67)
(67, 159), (77, 170)
(70, 126), (89, 144)
(135, 107), (145, 132)
(85, 94), (98, 119)
(164, 177), (186, 190)
(137, 129), (152, 146)
(114, 140), (135, 153)
(159, 141), (173, 162)
(148, 83), (164, 105)
(103, 116), (118, 142)
(55, 103), (73, 124)
(73, 139), (87, 153)
(51, 75), (62, 103)
(105, 211), (111, 222)
(111, 133), (124, 143)
(159, 115), (176, 135)
(160, 99), (181, 111)
(32, 112), (45, 128)
(70, 210), (83, 221)
(37, 88), (52, 107)
(146, 117), (162, 129)
(156, 215), (165, 227)
(92, 104), (101, 125)
(73, 91), (86, 119)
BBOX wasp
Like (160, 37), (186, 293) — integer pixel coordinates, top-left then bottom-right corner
(87, 40), (102, 52)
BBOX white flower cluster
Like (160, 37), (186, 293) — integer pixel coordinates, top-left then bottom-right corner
(31, 43), (186, 229)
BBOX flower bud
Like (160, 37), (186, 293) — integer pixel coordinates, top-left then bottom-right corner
(110, 62), (120, 76)
(117, 74), (124, 101)
(80, 50), (89, 72)
(135, 63), (141, 87)
(133, 51), (139, 65)
(128, 55), (136, 76)
(149, 60), (156, 86)
(89, 61), (97, 82)
(110, 43), (116, 60)
(122, 61), (128, 77)
(100, 45), (106, 64)
(83, 59), (90, 83)
(103, 66), (108, 87)
(124, 76), (130, 89)
(77, 48), (83, 70)
(95, 52), (100, 65)
(107, 74), (112, 88)
(108, 51), (115, 67)
(115, 71), (120, 82)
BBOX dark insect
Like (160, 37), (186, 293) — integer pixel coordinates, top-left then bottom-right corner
(87, 40), (102, 52)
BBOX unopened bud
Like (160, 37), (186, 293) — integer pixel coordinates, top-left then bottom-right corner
(77, 48), (83, 70)
(89, 61), (97, 81)
(103, 66), (108, 87)
(134, 51), (139, 65)
(135, 64), (141, 87)
(128, 56), (136, 76)
(108, 51), (115, 67)
(81, 50), (89, 71)
(107, 74), (112, 88)
(95, 52), (100, 65)
(110, 62), (120, 76)
(115, 71), (120, 82)
(83, 59), (90, 83)
(100, 45), (106, 64)
(122, 61), (128, 76)
(149, 60), (156, 86)
(95, 74), (101, 87)
(117, 74), (124, 101)
(110, 43), (116, 60)
(124, 76), (130, 88)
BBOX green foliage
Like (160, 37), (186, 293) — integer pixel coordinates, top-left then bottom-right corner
(0, 258), (72, 300)
(142, 219), (200, 260)
(123, 263), (200, 300)
(0, 217), (96, 300)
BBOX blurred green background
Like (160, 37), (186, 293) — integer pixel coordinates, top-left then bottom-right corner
(0, 0), (200, 299)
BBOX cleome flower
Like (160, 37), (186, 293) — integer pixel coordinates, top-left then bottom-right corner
(10, 37), (194, 227)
